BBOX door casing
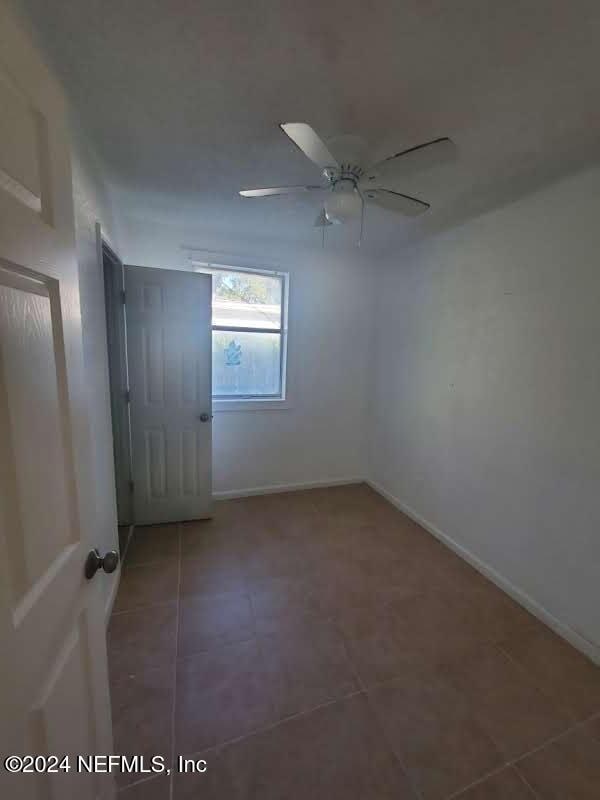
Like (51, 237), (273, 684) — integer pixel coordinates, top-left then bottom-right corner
(102, 234), (133, 526)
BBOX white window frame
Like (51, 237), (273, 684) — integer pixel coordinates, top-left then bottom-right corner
(191, 260), (290, 412)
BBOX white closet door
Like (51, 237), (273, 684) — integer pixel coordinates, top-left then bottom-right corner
(125, 265), (213, 524)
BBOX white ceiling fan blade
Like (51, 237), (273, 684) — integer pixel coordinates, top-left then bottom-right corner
(240, 185), (324, 197)
(280, 123), (339, 171)
(362, 137), (456, 185)
(314, 208), (333, 227)
(365, 188), (430, 216)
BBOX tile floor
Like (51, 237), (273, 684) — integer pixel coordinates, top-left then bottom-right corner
(108, 483), (600, 799)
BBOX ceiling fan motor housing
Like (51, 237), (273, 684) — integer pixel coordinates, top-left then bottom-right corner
(323, 166), (364, 223)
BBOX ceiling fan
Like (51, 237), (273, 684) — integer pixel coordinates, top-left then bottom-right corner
(239, 123), (456, 242)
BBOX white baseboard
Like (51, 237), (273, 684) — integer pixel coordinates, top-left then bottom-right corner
(213, 476), (364, 501)
(367, 479), (600, 666)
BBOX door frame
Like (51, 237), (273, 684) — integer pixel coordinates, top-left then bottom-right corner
(99, 227), (133, 526)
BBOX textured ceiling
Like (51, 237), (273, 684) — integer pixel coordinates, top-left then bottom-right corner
(11, 0), (600, 254)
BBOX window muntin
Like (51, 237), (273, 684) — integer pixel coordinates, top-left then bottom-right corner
(192, 263), (287, 400)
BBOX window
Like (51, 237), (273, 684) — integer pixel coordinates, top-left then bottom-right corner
(192, 262), (288, 402)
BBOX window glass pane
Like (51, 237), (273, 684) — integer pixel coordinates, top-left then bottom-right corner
(199, 267), (282, 329)
(212, 330), (281, 396)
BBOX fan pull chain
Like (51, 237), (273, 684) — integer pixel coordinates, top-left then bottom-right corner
(357, 189), (365, 248)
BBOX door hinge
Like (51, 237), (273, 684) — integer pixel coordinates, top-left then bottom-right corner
(124, 388), (131, 404)
(121, 289), (126, 305)
(128, 479), (135, 494)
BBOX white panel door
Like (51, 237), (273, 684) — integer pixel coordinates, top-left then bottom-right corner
(0, 6), (115, 800)
(125, 265), (213, 523)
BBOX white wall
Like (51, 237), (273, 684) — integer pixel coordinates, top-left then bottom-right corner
(369, 166), (600, 660)
(117, 215), (372, 495)
(68, 142), (600, 659)
(70, 122), (121, 615)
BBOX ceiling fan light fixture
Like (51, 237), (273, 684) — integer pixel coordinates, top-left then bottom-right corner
(324, 180), (362, 224)
(238, 123), (454, 242)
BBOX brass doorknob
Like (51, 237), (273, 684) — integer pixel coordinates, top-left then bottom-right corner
(85, 549), (119, 580)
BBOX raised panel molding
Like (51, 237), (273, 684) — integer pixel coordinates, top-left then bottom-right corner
(145, 428), (167, 498)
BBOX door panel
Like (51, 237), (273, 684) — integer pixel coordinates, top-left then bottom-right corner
(30, 611), (97, 800)
(0, 7), (114, 799)
(125, 265), (212, 524)
(0, 72), (42, 209)
(0, 274), (76, 602)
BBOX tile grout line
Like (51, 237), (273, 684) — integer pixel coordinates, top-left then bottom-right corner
(169, 524), (183, 800)
(586, 710), (600, 743)
(339, 649), (424, 800)
(444, 709), (600, 800)
(166, 506), (366, 766)
(178, 688), (365, 764)
(111, 599), (177, 617)
(495, 639), (593, 721)
(334, 628), (600, 775)
(508, 710), (600, 766)
(323, 646), (598, 800)
(512, 765), (543, 800)
(363, 704), (425, 799)
(353, 664), (506, 800)
(432, 646), (521, 799)
(254, 498), (544, 800)
(113, 643), (579, 796)
(117, 772), (161, 794)
(114, 524), (157, 796)
(117, 493), (600, 797)
(443, 763), (511, 800)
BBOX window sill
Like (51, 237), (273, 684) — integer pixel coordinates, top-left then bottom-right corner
(213, 398), (292, 413)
